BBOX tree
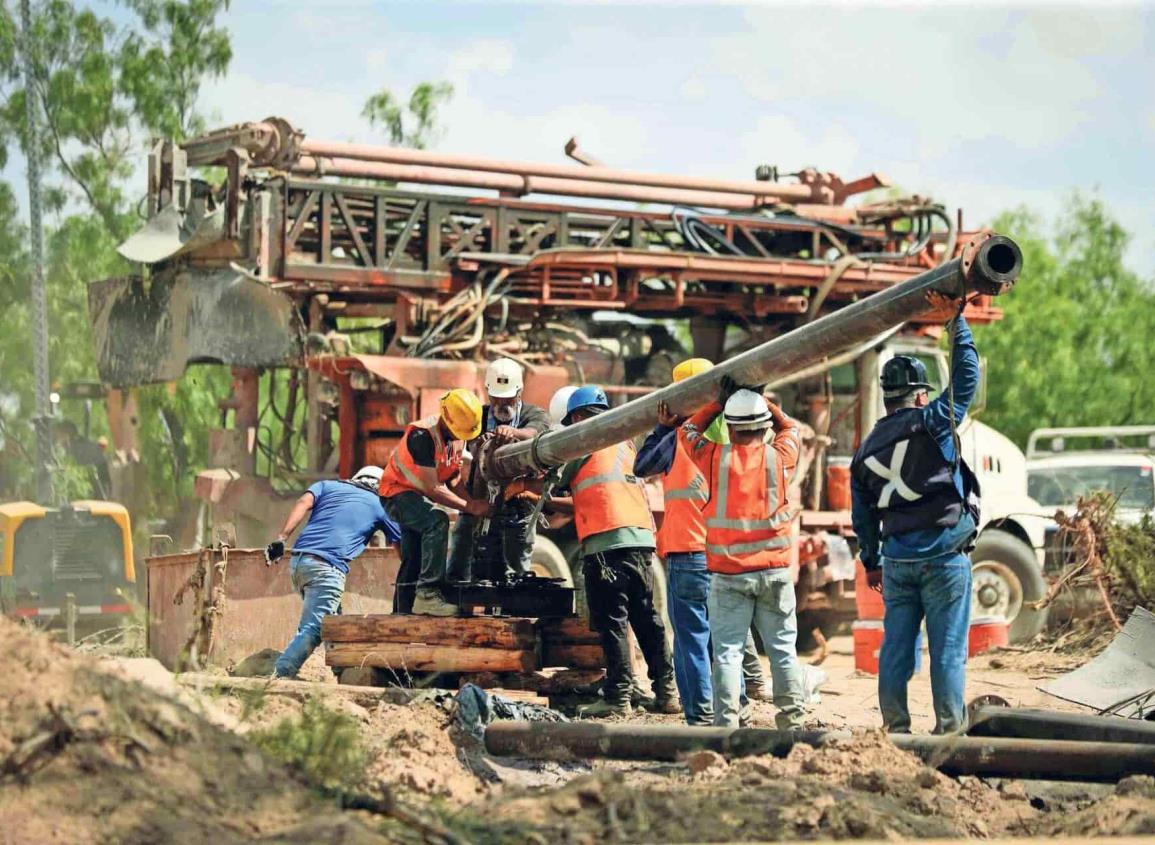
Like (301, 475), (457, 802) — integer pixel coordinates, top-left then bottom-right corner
(973, 196), (1155, 447)
(362, 81), (453, 149)
(0, 0), (232, 516)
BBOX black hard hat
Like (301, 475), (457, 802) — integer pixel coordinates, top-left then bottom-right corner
(881, 355), (932, 400)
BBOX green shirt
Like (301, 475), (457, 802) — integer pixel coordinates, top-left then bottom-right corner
(558, 455), (656, 558)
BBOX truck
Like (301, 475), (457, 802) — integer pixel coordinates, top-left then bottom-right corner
(88, 117), (1047, 644)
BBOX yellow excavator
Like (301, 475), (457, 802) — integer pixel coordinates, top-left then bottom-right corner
(0, 501), (135, 629)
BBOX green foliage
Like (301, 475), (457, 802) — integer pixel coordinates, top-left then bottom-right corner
(1107, 513), (1155, 611)
(250, 697), (367, 794)
(972, 196), (1155, 447)
(362, 81), (453, 149)
(0, 0), (232, 517)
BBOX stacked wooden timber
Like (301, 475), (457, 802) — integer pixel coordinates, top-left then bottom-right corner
(540, 615), (603, 670)
(322, 615), (537, 674)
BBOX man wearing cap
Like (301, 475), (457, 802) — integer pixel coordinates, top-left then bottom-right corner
(851, 291), (980, 734)
(379, 388), (490, 616)
(266, 466), (400, 678)
(679, 378), (807, 729)
(448, 358), (551, 583)
(547, 385), (678, 717)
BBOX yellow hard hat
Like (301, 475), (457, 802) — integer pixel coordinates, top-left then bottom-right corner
(439, 389), (483, 441)
(672, 358), (714, 383)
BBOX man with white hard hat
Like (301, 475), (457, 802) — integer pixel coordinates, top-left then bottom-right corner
(679, 378), (806, 729)
(266, 466), (400, 678)
(448, 358), (550, 583)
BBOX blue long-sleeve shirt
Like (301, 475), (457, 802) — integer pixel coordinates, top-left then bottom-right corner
(851, 316), (980, 568)
(634, 416), (728, 477)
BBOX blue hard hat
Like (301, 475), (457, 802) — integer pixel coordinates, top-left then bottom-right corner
(564, 385), (609, 425)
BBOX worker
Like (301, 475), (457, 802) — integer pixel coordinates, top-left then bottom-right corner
(634, 359), (772, 725)
(548, 385), (679, 717)
(679, 378), (806, 729)
(266, 466), (400, 678)
(379, 389), (489, 617)
(850, 290), (980, 735)
(448, 358), (550, 583)
(548, 385), (578, 427)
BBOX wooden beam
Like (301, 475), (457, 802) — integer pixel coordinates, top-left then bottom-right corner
(540, 616), (600, 645)
(321, 614), (537, 649)
(176, 672), (435, 708)
(327, 643), (535, 673)
(541, 643), (604, 670)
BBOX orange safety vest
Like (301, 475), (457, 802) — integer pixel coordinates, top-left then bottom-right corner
(656, 439), (709, 558)
(703, 442), (795, 574)
(378, 416), (463, 499)
(571, 441), (653, 544)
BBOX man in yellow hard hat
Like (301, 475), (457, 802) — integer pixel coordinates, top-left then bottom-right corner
(379, 388), (490, 616)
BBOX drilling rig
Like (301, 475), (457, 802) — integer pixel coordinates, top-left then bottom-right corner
(91, 117), (1050, 647)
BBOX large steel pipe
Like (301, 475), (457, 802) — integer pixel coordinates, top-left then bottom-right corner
(485, 232), (1022, 480)
(967, 706), (1155, 745)
(484, 722), (1155, 782)
(292, 156), (779, 211)
(300, 138), (820, 202)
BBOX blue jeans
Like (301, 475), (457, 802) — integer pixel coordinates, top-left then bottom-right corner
(708, 567), (805, 729)
(879, 554), (972, 734)
(275, 553), (346, 678)
(666, 553), (713, 725)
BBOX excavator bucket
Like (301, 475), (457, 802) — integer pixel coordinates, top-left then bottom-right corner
(89, 267), (301, 386)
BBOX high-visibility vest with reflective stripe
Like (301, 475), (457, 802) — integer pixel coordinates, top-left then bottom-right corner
(378, 416), (463, 498)
(703, 441), (795, 574)
(657, 439), (709, 558)
(572, 442), (653, 543)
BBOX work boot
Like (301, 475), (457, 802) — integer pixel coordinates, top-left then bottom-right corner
(412, 587), (458, 617)
(579, 696), (632, 718)
(745, 681), (772, 702)
(650, 677), (682, 715)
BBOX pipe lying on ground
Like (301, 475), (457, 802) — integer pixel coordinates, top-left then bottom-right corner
(483, 721), (1155, 783)
(485, 232), (1022, 480)
(967, 706), (1155, 745)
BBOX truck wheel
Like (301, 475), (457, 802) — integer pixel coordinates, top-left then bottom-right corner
(529, 535), (573, 586)
(971, 529), (1048, 643)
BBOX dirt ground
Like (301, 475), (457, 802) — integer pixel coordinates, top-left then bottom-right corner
(5, 618), (1155, 844)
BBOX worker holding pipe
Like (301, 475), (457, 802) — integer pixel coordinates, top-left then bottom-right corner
(679, 378), (807, 730)
(634, 359), (770, 726)
(378, 389), (490, 616)
(850, 290), (981, 735)
(266, 466), (400, 678)
(548, 385), (679, 717)
(448, 358), (550, 583)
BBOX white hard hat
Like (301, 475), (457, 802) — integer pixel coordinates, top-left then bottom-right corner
(485, 358), (524, 399)
(351, 465), (384, 485)
(548, 385), (578, 425)
(723, 390), (772, 431)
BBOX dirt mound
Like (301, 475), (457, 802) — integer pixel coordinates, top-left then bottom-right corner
(1037, 775), (1155, 837)
(0, 617), (390, 844)
(473, 732), (1043, 842)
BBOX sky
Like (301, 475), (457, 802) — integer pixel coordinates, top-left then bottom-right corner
(14, 1), (1155, 273)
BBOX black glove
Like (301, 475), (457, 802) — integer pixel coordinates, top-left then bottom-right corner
(718, 375), (739, 406)
(265, 540), (285, 565)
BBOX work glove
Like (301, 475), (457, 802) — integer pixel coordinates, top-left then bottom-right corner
(265, 540), (285, 566)
(717, 375), (739, 406)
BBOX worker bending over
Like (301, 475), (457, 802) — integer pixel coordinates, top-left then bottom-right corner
(379, 389), (489, 616)
(448, 358), (550, 583)
(851, 290), (980, 734)
(266, 466), (399, 678)
(680, 379), (806, 729)
(550, 385), (678, 717)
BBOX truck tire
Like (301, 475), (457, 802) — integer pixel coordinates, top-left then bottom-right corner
(529, 535), (573, 586)
(971, 529), (1048, 643)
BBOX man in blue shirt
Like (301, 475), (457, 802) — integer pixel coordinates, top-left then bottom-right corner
(266, 466), (400, 678)
(850, 290), (981, 734)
